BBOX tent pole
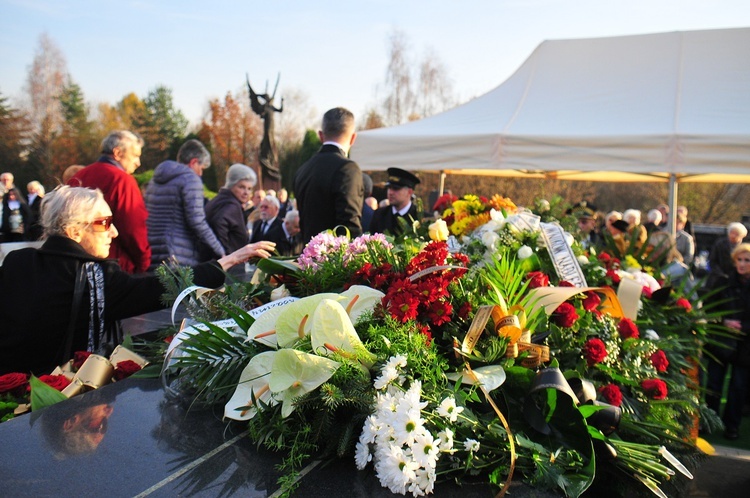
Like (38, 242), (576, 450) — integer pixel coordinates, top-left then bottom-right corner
(667, 174), (677, 237)
(439, 170), (446, 196)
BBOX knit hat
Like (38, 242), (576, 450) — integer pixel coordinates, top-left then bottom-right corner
(225, 163), (257, 189)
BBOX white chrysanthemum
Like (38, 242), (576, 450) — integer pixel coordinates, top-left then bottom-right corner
(355, 439), (372, 469)
(517, 245), (533, 259)
(374, 365), (400, 390)
(391, 409), (425, 447)
(437, 428), (455, 453)
(482, 230), (499, 249)
(411, 432), (440, 468)
(463, 438), (481, 453)
(360, 414), (379, 444)
(436, 396), (464, 422)
(376, 445), (418, 495)
(644, 329), (660, 340)
(410, 467), (436, 496)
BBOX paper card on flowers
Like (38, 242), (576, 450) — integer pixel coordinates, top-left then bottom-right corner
(224, 351), (278, 421)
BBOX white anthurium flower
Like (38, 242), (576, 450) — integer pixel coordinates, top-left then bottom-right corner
(481, 230), (499, 250)
(340, 285), (385, 324)
(268, 349), (340, 418)
(517, 245), (533, 260)
(577, 255), (590, 266)
(275, 293), (346, 347)
(446, 365), (506, 392)
(246, 302), (292, 348)
(645, 329), (660, 340)
(224, 351), (277, 421)
(310, 298), (372, 363)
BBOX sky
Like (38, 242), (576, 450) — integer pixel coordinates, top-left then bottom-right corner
(2, 0), (750, 128)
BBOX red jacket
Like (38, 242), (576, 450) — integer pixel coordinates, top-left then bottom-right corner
(69, 157), (151, 273)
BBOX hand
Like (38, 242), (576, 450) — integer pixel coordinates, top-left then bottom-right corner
(218, 241), (276, 270)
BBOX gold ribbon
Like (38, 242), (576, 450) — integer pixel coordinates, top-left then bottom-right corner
(59, 347), (149, 398)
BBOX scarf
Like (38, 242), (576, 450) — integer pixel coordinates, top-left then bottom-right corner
(84, 262), (106, 353)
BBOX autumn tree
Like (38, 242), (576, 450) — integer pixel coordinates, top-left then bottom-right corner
(378, 29), (456, 126)
(204, 91), (262, 189)
(24, 33), (67, 183)
(0, 91), (31, 184)
(49, 80), (99, 181)
(133, 86), (189, 169)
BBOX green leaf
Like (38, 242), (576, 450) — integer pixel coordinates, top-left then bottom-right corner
(29, 375), (68, 411)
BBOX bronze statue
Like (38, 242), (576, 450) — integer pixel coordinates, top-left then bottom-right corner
(247, 74), (284, 183)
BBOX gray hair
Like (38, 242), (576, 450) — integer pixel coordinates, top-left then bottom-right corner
(101, 130), (143, 155)
(623, 209), (641, 226)
(321, 107), (355, 139)
(224, 163), (257, 189)
(646, 209), (662, 224)
(27, 180), (45, 196)
(262, 195), (280, 210)
(284, 209), (299, 223)
(177, 139), (211, 168)
(728, 222), (748, 238)
(41, 186), (106, 238)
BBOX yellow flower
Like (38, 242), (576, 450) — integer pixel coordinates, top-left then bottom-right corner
(428, 219), (449, 241)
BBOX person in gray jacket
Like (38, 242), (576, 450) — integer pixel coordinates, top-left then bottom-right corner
(145, 139), (226, 269)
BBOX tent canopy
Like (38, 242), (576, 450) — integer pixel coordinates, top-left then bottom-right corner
(353, 27), (750, 185)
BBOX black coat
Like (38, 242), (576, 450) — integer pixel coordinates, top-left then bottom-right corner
(204, 188), (249, 254)
(369, 203), (419, 236)
(27, 195), (43, 241)
(1, 196), (30, 242)
(0, 236), (226, 375)
(293, 144), (364, 243)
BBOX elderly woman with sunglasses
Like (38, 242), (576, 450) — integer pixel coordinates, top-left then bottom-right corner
(0, 186), (275, 376)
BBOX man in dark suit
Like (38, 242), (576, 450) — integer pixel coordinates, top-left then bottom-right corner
(276, 209), (304, 256)
(293, 107), (364, 243)
(369, 168), (421, 236)
(250, 195), (284, 244)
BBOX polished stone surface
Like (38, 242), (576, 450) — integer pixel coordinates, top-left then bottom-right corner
(2, 377), (749, 497)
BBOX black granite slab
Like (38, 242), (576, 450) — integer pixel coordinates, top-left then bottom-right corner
(1, 378), (748, 497)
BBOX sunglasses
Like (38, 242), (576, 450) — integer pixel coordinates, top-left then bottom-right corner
(89, 216), (114, 232)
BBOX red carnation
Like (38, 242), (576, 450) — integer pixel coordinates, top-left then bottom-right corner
(552, 302), (580, 328)
(675, 298), (692, 312)
(114, 360), (143, 381)
(582, 338), (608, 366)
(526, 271), (549, 289)
(0, 372), (29, 395)
(582, 292), (601, 312)
(599, 384), (623, 407)
(650, 350), (669, 373)
(38, 374), (72, 391)
(617, 318), (640, 340)
(73, 351), (92, 370)
(641, 378), (668, 400)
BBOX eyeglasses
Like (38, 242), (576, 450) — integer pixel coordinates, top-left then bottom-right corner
(89, 216), (114, 232)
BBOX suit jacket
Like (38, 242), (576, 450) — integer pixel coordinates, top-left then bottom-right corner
(27, 195), (43, 241)
(69, 157), (151, 273)
(250, 217), (284, 244)
(276, 232), (304, 257)
(293, 144), (364, 243)
(369, 203), (419, 236)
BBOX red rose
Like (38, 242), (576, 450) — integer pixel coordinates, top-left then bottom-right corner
(605, 269), (621, 284)
(599, 384), (622, 407)
(582, 292), (601, 312)
(114, 360), (143, 381)
(552, 302), (579, 328)
(641, 287), (653, 299)
(0, 372), (29, 394)
(527, 271), (549, 289)
(73, 351), (92, 370)
(675, 298), (692, 312)
(650, 350), (669, 373)
(38, 374), (72, 391)
(617, 318), (640, 340)
(641, 378), (668, 400)
(558, 280), (575, 288)
(598, 252), (612, 264)
(582, 338), (608, 366)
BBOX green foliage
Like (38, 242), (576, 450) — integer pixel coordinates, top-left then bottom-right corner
(29, 375), (68, 411)
(279, 128), (321, 193)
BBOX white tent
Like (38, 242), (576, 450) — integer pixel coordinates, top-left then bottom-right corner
(352, 28), (750, 224)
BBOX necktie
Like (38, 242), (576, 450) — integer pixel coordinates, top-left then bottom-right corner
(261, 221), (268, 234)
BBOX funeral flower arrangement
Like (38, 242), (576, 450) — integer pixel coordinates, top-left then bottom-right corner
(162, 195), (724, 498)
